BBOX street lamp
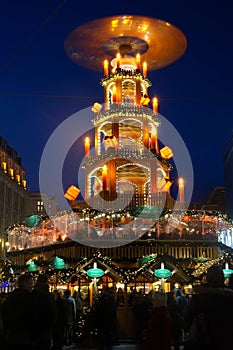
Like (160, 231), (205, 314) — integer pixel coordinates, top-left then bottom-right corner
(154, 262), (172, 291)
(87, 262), (104, 306)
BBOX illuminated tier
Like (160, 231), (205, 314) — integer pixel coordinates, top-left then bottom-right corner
(81, 53), (175, 210)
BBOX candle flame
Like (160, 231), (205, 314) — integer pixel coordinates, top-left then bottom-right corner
(178, 177), (184, 186)
(85, 137), (90, 144)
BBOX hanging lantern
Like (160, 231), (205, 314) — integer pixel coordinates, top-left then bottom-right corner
(160, 146), (173, 159)
(64, 185), (80, 200)
(27, 261), (38, 273)
(52, 256), (66, 270)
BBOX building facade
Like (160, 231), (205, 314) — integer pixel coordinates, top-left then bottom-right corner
(0, 137), (59, 259)
(0, 136), (29, 258)
(223, 132), (233, 219)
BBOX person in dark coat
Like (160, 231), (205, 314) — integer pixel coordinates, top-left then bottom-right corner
(1, 273), (35, 350)
(51, 290), (66, 350)
(92, 289), (117, 350)
(167, 291), (183, 350)
(31, 274), (57, 350)
(142, 291), (172, 350)
(63, 289), (76, 346)
(132, 290), (152, 348)
(183, 264), (233, 350)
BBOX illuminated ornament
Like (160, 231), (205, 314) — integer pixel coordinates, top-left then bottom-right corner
(91, 102), (102, 113)
(27, 261), (38, 273)
(160, 146), (173, 159)
(25, 215), (42, 228)
(157, 177), (173, 191)
(140, 95), (150, 106)
(52, 256), (66, 270)
(157, 177), (166, 190)
(103, 135), (118, 150)
(64, 185), (80, 200)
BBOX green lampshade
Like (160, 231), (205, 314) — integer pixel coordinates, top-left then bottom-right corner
(25, 215), (42, 228)
(27, 261), (38, 272)
(154, 268), (172, 279)
(223, 269), (233, 278)
(130, 206), (163, 218)
(52, 256), (66, 270)
(138, 254), (157, 267)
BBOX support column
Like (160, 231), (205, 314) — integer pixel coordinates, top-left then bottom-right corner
(108, 159), (117, 194)
(150, 159), (157, 195)
(143, 117), (150, 149)
(136, 77), (141, 105)
(104, 86), (108, 109)
(116, 76), (122, 103)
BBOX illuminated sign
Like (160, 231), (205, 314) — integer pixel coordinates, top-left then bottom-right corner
(154, 268), (172, 279)
(87, 268), (104, 278)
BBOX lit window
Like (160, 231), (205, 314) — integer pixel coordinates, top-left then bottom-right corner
(37, 201), (44, 212)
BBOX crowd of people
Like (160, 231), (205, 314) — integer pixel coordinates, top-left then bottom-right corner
(0, 266), (233, 349)
(0, 274), (80, 350)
